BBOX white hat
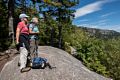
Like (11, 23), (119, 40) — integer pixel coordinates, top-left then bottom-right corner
(19, 13), (29, 19)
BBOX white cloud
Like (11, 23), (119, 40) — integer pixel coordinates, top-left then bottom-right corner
(78, 19), (89, 22)
(101, 12), (116, 18)
(76, 18), (111, 27)
(74, 0), (114, 18)
(96, 19), (109, 26)
(77, 23), (120, 32)
(98, 19), (108, 23)
(109, 24), (120, 32)
(76, 24), (99, 28)
(98, 23), (106, 26)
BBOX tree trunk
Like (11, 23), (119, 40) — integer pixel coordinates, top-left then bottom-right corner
(58, 24), (62, 48)
(8, 0), (15, 44)
(58, 7), (62, 49)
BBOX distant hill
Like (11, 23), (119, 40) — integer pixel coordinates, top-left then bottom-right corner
(79, 26), (120, 39)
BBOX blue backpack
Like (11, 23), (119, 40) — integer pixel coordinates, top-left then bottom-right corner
(31, 57), (56, 69)
(31, 57), (47, 69)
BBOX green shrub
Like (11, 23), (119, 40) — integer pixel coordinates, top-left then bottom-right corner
(63, 27), (120, 79)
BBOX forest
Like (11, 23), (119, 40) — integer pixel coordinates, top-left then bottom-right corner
(0, 0), (120, 80)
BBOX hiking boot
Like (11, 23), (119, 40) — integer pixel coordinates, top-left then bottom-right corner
(20, 67), (31, 73)
(27, 62), (32, 67)
(18, 62), (20, 66)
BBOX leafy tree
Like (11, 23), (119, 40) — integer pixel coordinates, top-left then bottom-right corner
(0, 0), (10, 51)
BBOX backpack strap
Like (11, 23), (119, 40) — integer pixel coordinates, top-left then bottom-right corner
(28, 23), (35, 31)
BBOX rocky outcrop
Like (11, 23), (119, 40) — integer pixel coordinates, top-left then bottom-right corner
(0, 49), (18, 72)
(0, 46), (112, 80)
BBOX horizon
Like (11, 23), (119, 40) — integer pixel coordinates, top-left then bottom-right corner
(77, 25), (120, 33)
(72, 0), (120, 32)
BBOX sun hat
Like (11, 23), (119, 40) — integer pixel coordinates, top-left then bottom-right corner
(19, 13), (29, 19)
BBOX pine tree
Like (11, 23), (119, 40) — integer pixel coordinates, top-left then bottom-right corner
(38, 0), (80, 48)
(8, 0), (15, 44)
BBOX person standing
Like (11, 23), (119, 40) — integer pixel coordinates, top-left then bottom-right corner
(29, 17), (39, 58)
(16, 13), (31, 72)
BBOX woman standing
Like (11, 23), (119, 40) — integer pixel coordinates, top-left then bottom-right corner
(29, 17), (39, 58)
(16, 13), (31, 73)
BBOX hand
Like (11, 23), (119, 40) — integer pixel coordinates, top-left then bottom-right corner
(16, 41), (19, 44)
(16, 41), (20, 51)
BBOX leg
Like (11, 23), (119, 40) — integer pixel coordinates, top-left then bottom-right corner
(19, 47), (31, 73)
(30, 39), (36, 59)
(35, 39), (39, 57)
(19, 47), (28, 69)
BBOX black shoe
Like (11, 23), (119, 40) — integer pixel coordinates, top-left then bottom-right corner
(18, 62), (20, 66)
(27, 62), (32, 67)
(20, 67), (31, 73)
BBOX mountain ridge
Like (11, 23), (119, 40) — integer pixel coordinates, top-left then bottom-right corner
(79, 26), (120, 39)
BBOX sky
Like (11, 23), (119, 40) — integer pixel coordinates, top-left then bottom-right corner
(72, 0), (120, 32)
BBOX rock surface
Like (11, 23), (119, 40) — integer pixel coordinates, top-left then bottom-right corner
(0, 46), (111, 80)
(0, 49), (18, 72)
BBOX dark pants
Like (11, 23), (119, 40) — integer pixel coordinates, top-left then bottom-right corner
(19, 33), (30, 52)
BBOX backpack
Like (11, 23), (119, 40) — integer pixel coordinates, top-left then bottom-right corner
(31, 57), (55, 69)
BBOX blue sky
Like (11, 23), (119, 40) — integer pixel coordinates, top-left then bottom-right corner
(72, 0), (120, 32)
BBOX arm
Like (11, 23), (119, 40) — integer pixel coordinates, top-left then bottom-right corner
(29, 28), (39, 34)
(29, 24), (39, 34)
(16, 27), (20, 44)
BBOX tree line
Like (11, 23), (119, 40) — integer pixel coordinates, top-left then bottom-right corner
(0, 0), (79, 50)
(0, 0), (120, 79)
(64, 26), (120, 80)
